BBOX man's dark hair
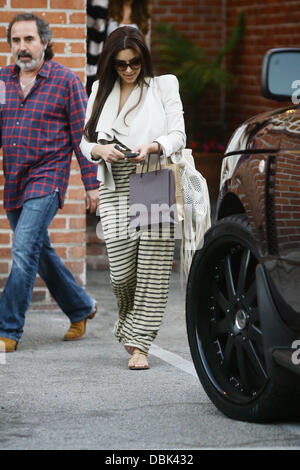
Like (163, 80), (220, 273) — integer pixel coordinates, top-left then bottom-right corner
(7, 13), (54, 60)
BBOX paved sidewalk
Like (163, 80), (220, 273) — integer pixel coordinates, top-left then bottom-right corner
(2, 269), (300, 450)
(0, 269), (196, 450)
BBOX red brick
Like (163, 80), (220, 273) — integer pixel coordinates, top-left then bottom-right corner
(52, 42), (67, 54)
(0, 42), (10, 53)
(51, 232), (86, 244)
(68, 246), (86, 258)
(0, 233), (10, 244)
(68, 188), (86, 200)
(0, 262), (9, 274)
(69, 217), (86, 229)
(0, 248), (12, 258)
(55, 56), (86, 69)
(53, 247), (67, 258)
(68, 174), (83, 186)
(0, 56), (8, 67)
(11, 0), (47, 7)
(50, 0), (85, 8)
(70, 43), (86, 54)
(65, 261), (84, 273)
(1, 10), (67, 24)
(31, 291), (46, 302)
(49, 217), (67, 229)
(69, 13), (86, 24)
(0, 28), (6, 40)
(60, 202), (86, 215)
(51, 27), (86, 40)
(0, 218), (10, 229)
(76, 71), (85, 83)
(0, 277), (8, 288)
(71, 158), (80, 171)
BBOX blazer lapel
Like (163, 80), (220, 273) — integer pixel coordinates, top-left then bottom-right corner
(112, 83), (143, 136)
(95, 79), (149, 139)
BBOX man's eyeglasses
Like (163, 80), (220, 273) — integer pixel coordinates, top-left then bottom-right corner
(114, 57), (142, 71)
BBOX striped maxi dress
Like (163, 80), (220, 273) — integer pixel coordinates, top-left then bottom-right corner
(99, 157), (175, 354)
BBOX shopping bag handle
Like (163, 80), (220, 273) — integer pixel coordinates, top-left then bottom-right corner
(140, 142), (162, 177)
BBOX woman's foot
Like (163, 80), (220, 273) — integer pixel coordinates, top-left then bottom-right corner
(124, 345), (135, 355)
(128, 348), (149, 370)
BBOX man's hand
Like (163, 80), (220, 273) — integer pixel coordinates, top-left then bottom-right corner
(86, 188), (99, 213)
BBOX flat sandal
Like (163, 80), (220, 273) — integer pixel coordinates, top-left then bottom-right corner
(128, 348), (149, 370)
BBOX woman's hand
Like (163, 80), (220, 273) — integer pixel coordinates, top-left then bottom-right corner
(91, 143), (125, 163)
(127, 142), (161, 163)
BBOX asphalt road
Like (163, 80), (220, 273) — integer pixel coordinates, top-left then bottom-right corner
(1, 269), (300, 451)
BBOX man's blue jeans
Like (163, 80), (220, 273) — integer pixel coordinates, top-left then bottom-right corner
(0, 191), (95, 342)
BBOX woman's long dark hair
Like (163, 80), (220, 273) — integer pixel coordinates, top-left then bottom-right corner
(84, 26), (154, 144)
(108, 0), (151, 35)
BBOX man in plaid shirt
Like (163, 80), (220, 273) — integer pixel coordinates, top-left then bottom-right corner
(0, 13), (100, 352)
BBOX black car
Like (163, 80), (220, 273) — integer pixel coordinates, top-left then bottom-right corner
(186, 48), (300, 423)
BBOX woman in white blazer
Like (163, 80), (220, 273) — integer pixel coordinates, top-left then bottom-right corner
(80, 26), (186, 370)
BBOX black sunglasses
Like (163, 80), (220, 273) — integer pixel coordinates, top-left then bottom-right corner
(114, 57), (142, 71)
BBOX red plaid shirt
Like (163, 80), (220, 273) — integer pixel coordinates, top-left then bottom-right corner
(0, 60), (98, 210)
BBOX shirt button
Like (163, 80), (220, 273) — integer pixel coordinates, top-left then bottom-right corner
(13, 142), (16, 146)
(20, 103), (24, 107)
(16, 121), (19, 125)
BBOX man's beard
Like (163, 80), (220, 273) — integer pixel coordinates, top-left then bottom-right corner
(16, 48), (45, 71)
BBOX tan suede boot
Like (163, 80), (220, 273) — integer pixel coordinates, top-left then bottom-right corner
(0, 336), (18, 352)
(63, 304), (97, 341)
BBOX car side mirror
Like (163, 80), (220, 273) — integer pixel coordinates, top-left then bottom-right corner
(261, 48), (300, 102)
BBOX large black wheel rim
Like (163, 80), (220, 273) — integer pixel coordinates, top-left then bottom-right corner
(193, 233), (269, 404)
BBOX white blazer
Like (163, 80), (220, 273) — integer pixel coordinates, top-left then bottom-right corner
(80, 74), (186, 190)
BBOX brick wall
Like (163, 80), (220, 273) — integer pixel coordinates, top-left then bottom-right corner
(2, 0), (300, 286)
(152, 0), (300, 138)
(151, 0), (226, 130)
(0, 0), (88, 308)
(225, 0), (300, 137)
(152, 0), (225, 52)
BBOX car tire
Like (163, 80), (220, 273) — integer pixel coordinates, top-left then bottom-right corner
(186, 215), (300, 423)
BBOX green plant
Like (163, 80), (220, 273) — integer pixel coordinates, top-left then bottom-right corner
(152, 12), (245, 148)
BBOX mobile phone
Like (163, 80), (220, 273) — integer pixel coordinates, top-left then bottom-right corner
(114, 144), (123, 151)
(124, 152), (139, 158)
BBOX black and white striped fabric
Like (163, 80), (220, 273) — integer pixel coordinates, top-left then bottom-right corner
(98, 158), (175, 353)
(86, 0), (108, 95)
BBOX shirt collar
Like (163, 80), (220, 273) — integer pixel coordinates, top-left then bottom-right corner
(11, 59), (52, 79)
